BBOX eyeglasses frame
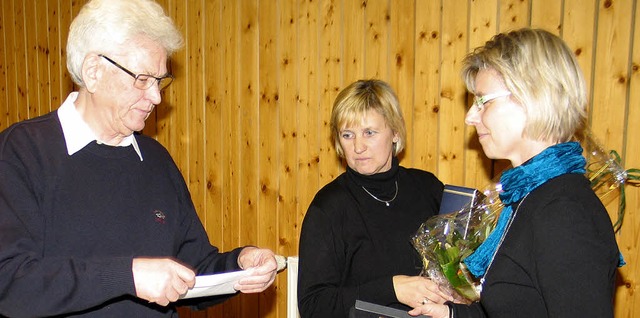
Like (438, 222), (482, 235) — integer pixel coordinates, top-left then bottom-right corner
(98, 54), (174, 91)
(473, 91), (512, 112)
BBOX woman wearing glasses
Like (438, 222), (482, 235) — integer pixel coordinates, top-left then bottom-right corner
(409, 28), (621, 318)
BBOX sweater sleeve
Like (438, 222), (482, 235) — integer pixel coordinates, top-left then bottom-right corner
(298, 203), (400, 318)
(171, 179), (243, 275)
(0, 142), (136, 316)
(298, 204), (354, 318)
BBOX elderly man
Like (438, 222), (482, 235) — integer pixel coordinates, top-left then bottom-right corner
(0, 0), (277, 316)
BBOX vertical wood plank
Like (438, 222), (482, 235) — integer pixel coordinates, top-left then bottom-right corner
(562, 0), (596, 98)
(34, 0), (52, 114)
(318, 0), (343, 186)
(167, 0), (189, 181)
(202, 0), (223, 305)
(0, 0), (7, 130)
(203, 0), (224, 257)
(257, 0), (280, 317)
(590, 0), (632, 152)
(220, 1), (241, 316)
(24, 0), (38, 119)
(187, 0), (206, 224)
(343, 0), (365, 83)
(413, 0), (441, 174)
(389, 0), (415, 167)
(498, 0), (530, 31)
(530, 0), (561, 32)
(438, 0), (468, 185)
(10, 0), (27, 123)
(238, 1), (260, 316)
(200, 0), (225, 315)
(297, 0), (321, 252)
(277, 0), (299, 317)
(47, 0), (62, 110)
(4, 0), (18, 124)
(363, 0), (388, 79)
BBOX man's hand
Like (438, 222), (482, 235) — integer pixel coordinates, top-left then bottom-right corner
(132, 258), (196, 306)
(235, 247), (278, 293)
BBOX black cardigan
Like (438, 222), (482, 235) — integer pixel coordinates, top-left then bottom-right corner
(452, 173), (619, 318)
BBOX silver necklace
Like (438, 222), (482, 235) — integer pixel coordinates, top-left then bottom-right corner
(361, 181), (398, 206)
(479, 193), (530, 292)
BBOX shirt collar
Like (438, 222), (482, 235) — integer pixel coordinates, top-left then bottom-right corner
(57, 92), (144, 161)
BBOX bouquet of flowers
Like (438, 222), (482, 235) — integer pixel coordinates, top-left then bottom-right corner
(412, 183), (502, 301)
(582, 131), (640, 232)
(412, 131), (639, 302)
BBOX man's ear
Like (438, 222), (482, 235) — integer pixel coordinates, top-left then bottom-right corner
(82, 54), (103, 93)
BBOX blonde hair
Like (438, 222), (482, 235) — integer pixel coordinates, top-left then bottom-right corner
(461, 28), (587, 142)
(330, 79), (407, 158)
(66, 0), (183, 86)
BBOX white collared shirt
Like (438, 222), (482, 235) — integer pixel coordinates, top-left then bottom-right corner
(57, 92), (143, 161)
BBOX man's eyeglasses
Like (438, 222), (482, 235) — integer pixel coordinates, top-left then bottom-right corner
(98, 54), (174, 91)
(472, 91), (511, 112)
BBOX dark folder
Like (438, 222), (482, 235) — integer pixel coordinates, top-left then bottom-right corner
(438, 184), (485, 215)
(350, 300), (429, 318)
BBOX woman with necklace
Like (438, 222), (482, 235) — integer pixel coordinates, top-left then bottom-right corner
(409, 28), (622, 318)
(297, 79), (453, 317)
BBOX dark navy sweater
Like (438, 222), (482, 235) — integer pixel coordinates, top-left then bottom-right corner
(0, 112), (242, 317)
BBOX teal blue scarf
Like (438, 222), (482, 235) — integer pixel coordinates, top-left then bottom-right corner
(464, 142), (587, 277)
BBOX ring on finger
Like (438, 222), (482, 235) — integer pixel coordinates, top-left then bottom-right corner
(421, 298), (429, 305)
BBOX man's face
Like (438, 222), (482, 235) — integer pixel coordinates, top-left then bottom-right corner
(94, 36), (169, 138)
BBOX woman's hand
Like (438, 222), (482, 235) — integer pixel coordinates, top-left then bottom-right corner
(393, 275), (454, 308)
(408, 303), (450, 318)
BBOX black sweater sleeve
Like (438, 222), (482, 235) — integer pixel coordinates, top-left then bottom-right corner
(0, 121), (136, 316)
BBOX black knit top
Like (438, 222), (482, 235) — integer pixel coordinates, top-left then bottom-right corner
(298, 157), (444, 318)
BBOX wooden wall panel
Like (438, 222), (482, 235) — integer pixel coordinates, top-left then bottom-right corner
(296, 1), (322, 288)
(563, 0), (597, 93)
(439, 0), (468, 185)
(0, 0), (6, 130)
(24, 1), (38, 118)
(1, 1), (639, 317)
(220, 3), (241, 317)
(3, 0), (18, 125)
(389, 0), (415, 166)
(530, 0), (561, 32)
(343, 0), (365, 82)
(276, 1), (298, 316)
(364, 0), (388, 79)
(413, 0), (441, 173)
(318, 0), (343, 186)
